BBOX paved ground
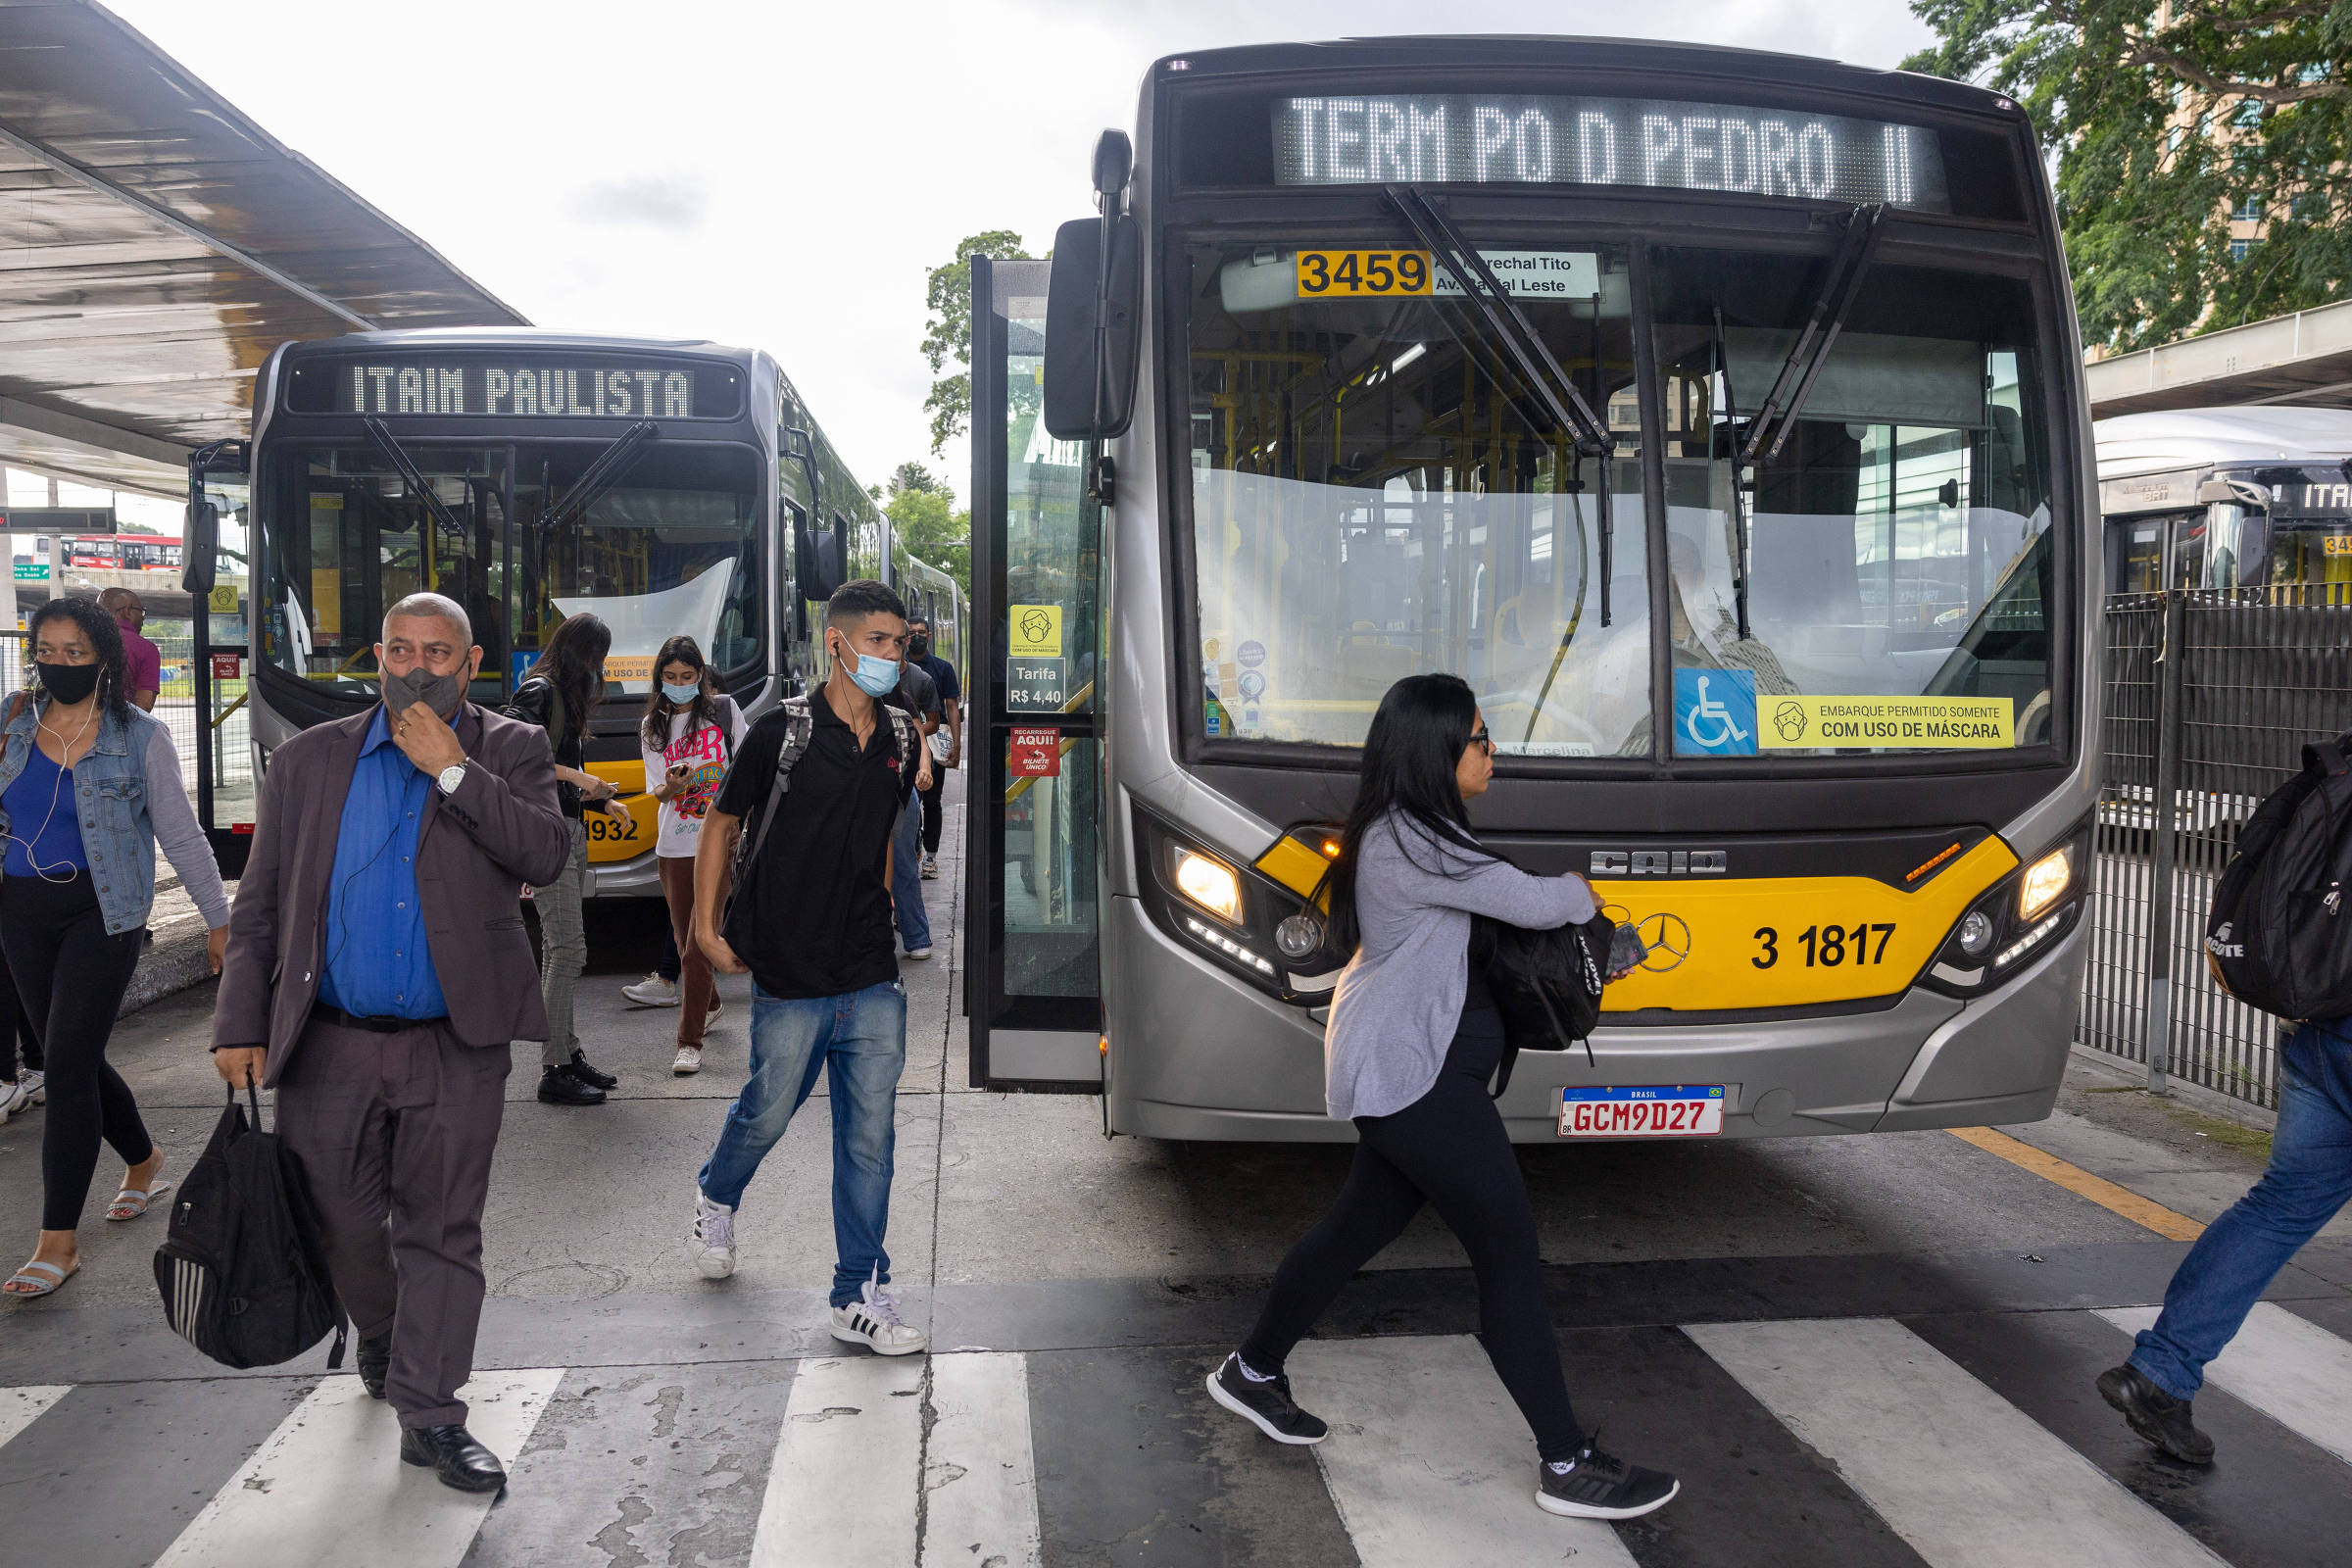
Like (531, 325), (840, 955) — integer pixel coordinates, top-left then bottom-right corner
(3, 774), (2350, 1567)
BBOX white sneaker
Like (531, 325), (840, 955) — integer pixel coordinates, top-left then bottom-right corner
(706, 998), (724, 1024)
(690, 1191), (736, 1279)
(671, 1045), (702, 1076)
(624, 974), (681, 1007)
(829, 1270), (926, 1355)
(9, 1070), (43, 1116)
(904, 946), (933, 960)
(920, 855), (939, 881)
(0, 1080), (22, 1121)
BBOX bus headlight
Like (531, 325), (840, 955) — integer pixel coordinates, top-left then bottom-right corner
(2019, 845), (2075, 922)
(1173, 849), (1244, 923)
(1957, 910), (1995, 956)
(1276, 913), (1325, 960)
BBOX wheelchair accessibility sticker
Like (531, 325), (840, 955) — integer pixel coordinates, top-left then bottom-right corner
(1674, 668), (1757, 756)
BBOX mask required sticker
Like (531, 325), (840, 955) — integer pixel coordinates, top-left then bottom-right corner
(1759, 694), (2014, 750)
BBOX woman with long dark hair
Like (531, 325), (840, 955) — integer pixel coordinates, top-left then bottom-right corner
(1, 597), (230, 1296)
(636, 635), (744, 1074)
(1204, 673), (1679, 1521)
(504, 612), (626, 1106)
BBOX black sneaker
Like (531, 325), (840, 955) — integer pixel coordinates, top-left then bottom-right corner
(536, 1064), (606, 1105)
(356, 1332), (392, 1399)
(2098, 1363), (2215, 1465)
(1538, 1439), (1680, 1519)
(567, 1050), (617, 1091)
(1205, 1351), (1327, 1445)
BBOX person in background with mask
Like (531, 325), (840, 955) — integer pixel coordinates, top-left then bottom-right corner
(639, 635), (745, 1075)
(211, 592), (567, 1491)
(98, 588), (161, 712)
(684, 580), (928, 1355)
(905, 616), (959, 880)
(2, 596), (230, 1298)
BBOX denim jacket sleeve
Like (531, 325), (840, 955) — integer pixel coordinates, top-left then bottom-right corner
(143, 723), (230, 928)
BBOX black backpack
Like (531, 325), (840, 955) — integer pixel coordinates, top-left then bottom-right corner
(1482, 911), (1640, 1096)
(154, 1083), (347, 1371)
(2205, 734), (2352, 1021)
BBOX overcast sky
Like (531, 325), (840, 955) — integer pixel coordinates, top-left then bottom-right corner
(108, 0), (1937, 507)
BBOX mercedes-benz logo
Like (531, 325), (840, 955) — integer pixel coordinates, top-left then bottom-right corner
(1636, 911), (1691, 972)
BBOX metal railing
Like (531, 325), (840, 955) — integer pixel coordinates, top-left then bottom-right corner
(2078, 585), (2352, 1107)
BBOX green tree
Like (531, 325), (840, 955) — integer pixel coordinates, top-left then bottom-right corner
(1905, 1), (2349, 353)
(921, 230), (1033, 456)
(891, 460), (943, 495)
(887, 472), (971, 603)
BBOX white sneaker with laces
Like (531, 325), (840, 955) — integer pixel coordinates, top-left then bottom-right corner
(0, 1080), (23, 1121)
(904, 946), (933, 960)
(672, 1045), (702, 1076)
(12, 1070), (43, 1114)
(920, 854), (939, 881)
(690, 1191), (736, 1279)
(829, 1270), (926, 1355)
(624, 974), (681, 1007)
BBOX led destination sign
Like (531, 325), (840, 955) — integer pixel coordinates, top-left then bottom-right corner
(284, 357), (744, 419)
(1277, 94), (1949, 211)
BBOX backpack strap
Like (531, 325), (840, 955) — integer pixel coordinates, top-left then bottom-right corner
(736, 700), (815, 877)
(2315, 738), (2352, 778)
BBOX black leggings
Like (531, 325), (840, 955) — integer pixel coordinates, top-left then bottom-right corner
(0, 954), (40, 1078)
(0, 874), (148, 1230)
(920, 774), (946, 856)
(1240, 1007), (1584, 1461)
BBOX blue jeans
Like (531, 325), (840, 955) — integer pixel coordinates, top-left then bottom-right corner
(697, 978), (908, 1308)
(2131, 1022), (2352, 1399)
(893, 792), (931, 952)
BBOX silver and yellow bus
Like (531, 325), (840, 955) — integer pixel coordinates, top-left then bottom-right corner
(182, 329), (961, 892)
(2097, 406), (2352, 598)
(966, 37), (2098, 1141)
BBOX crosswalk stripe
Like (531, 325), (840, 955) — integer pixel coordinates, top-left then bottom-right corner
(750, 1353), (925, 1567)
(1288, 1334), (1640, 1568)
(921, 1351), (1042, 1568)
(151, 1368), (564, 1568)
(2097, 1302), (2352, 1466)
(1687, 1318), (2227, 1568)
(0, 1385), (69, 1449)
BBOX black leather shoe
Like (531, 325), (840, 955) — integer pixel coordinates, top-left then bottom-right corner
(357, 1333), (392, 1399)
(536, 1064), (605, 1105)
(567, 1050), (617, 1091)
(399, 1423), (508, 1493)
(2098, 1363), (2215, 1464)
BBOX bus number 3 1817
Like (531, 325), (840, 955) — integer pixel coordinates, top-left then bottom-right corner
(1752, 924), (1895, 969)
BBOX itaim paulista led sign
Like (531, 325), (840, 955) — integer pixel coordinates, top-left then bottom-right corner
(336, 364), (700, 417)
(1276, 95), (1950, 211)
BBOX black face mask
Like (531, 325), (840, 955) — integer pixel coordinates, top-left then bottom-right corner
(907, 637), (931, 660)
(33, 662), (100, 707)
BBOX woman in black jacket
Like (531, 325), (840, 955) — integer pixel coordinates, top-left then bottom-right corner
(505, 612), (627, 1105)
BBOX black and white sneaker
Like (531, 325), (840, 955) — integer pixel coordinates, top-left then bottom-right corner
(1206, 1351), (1328, 1445)
(1537, 1439), (1680, 1519)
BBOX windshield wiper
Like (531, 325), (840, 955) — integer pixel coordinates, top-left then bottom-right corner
(1740, 204), (1886, 467)
(364, 416), (467, 539)
(1711, 308), (1753, 642)
(547, 420), (659, 528)
(1386, 184), (1620, 626)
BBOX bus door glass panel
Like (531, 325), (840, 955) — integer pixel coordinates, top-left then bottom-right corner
(1184, 242), (1643, 757)
(1000, 300), (1101, 1003)
(1647, 250), (2058, 754)
(509, 443), (763, 695)
(265, 446), (508, 702)
(192, 462), (257, 836)
(2110, 516), (2167, 596)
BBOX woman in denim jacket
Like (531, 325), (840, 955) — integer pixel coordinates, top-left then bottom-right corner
(0, 598), (229, 1297)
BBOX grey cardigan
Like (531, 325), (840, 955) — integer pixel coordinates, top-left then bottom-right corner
(1324, 811), (1596, 1120)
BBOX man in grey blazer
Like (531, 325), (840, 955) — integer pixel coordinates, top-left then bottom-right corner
(214, 592), (568, 1493)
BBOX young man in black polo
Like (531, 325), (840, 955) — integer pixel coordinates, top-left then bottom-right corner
(686, 579), (926, 1354)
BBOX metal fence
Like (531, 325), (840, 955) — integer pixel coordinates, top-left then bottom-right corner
(1, 615), (209, 800)
(2078, 585), (2352, 1108)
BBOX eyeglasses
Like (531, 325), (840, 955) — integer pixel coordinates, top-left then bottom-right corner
(1469, 729), (1495, 757)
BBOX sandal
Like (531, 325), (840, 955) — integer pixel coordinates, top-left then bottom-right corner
(3, 1258), (75, 1298)
(106, 1173), (172, 1222)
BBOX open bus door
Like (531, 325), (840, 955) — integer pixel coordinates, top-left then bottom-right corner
(183, 440), (257, 876)
(964, 256), (1103, 1091)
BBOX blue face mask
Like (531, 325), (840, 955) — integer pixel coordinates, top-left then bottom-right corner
(662, 681), (701, 705)
(833, 636), (902, 699)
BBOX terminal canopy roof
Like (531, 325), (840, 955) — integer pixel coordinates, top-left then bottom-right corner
(0, 0), (526, 498)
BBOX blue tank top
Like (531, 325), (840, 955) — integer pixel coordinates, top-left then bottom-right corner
(3, 742), (88, 879)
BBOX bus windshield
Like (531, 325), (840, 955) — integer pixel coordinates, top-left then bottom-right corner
(262, 442), (763, 703)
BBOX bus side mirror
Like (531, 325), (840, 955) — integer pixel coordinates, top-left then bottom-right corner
(1043, 212), (1141, 441)
(182, 500), (219, 597)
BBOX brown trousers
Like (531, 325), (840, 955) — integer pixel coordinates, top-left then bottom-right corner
(660, 854), (723, 1046)
(274, 1014), (509, 1429)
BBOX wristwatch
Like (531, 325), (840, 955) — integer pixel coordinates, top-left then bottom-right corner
(435, 761), (467, 796)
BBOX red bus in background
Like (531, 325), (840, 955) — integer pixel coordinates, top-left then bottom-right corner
(60, 534), (184, 571)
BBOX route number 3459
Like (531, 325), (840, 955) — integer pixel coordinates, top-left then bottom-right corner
(1753, 923), (1895, 969)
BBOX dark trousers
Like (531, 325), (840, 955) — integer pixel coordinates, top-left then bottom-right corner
(0, 946), (42, 1078)
(0, 874), (147, 1231)
(919, 774), (945, 856)
(1240, 1007), (1585, 1460)
(275, 1015), (509, 1429)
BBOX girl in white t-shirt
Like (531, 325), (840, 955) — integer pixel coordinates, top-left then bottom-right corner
(639, 636), (749, 1074)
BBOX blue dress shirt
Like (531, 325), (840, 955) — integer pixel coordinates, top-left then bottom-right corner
(317, 708), (448, 1020)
